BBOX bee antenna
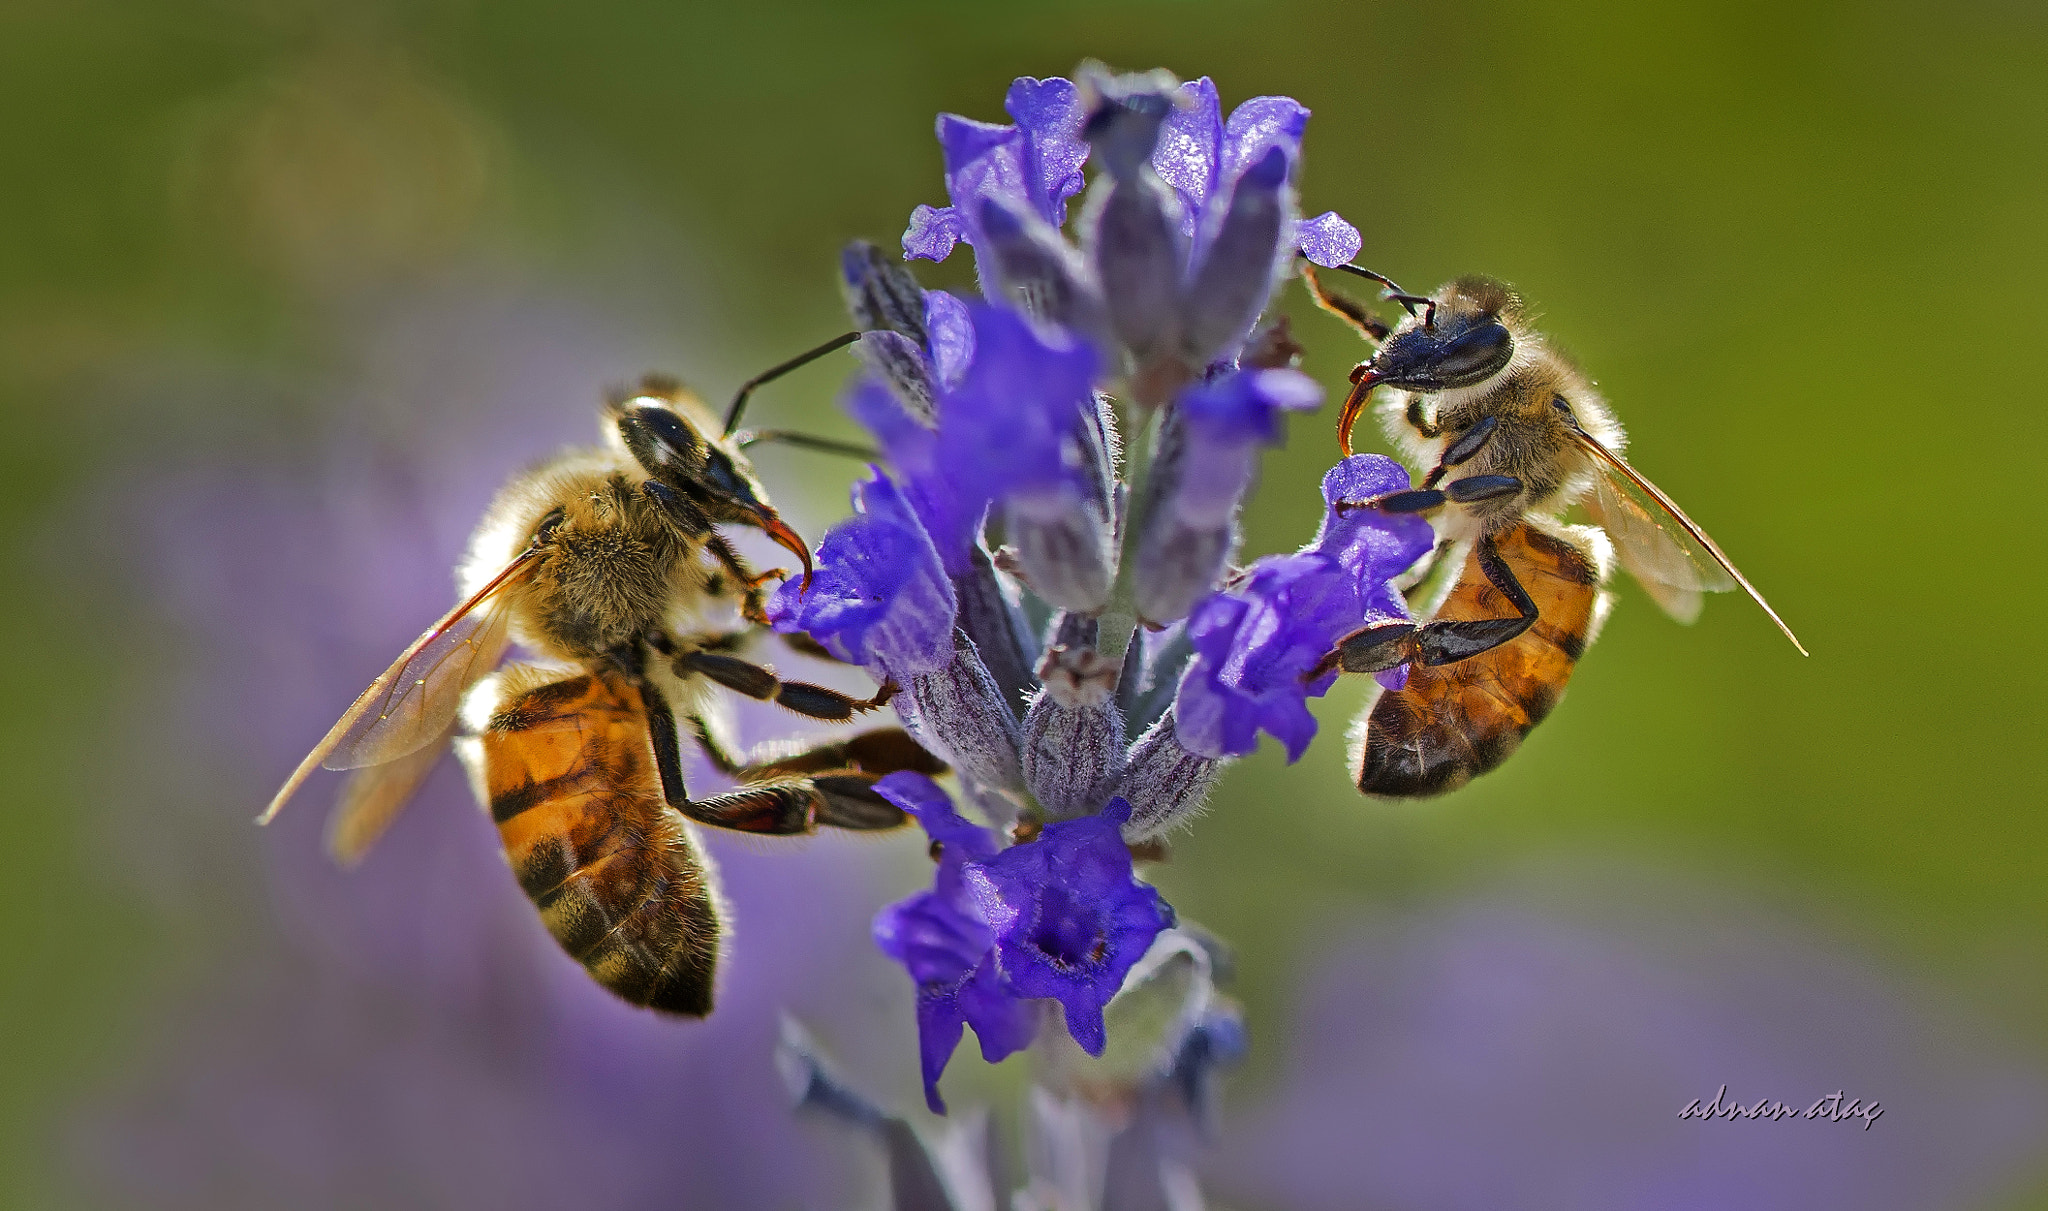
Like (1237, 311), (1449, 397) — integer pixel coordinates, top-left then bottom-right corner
(1328, 263), (1425, 320)
(735, 429), (882, 461)
(722, 331), (862, 436)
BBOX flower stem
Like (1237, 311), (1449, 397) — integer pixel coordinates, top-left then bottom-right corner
(1097, 398), (1159, 664)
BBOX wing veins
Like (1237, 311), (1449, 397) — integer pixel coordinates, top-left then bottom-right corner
(259, 547), (539, 824)
(1574, 432), (1807, 656)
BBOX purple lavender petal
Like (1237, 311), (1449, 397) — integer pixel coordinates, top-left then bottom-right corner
(962, 800), (1175, 1056)
(767, 468), (957, 677)
(902, 81), (1090, 268)
(904, 202), (970, 263)
(1174, 552), (1348, 760)
(1170, 455), (1431, 760)
(1004, 75), (1090, 227)
(1176, 368), (1323, 445)
(1152, 77), (1224, 240)
(873, 770), (998, 864)
(870, 773), (1034, 1114)
(1218, 95), (1309, 183)
(937, 302), (1099, 498)
(922, 289), (975, 389)
(902, 115), (1028, 265)
(1296, 211), (1362, 268)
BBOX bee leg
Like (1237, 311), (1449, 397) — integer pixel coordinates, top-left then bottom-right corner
(703, 532), (789, 623)
(1419, 416), (1500, 489)
(1344, 473), (1523, 517)
(608, 649), (692, 809)
(678, 777), (908, 835)
(676, 650), (898, 721)
(777, 630), (842, 662)
(687, 714), (947, 783)
(1298, 260), (1392, 342)
(1320, 531), (1541, 674)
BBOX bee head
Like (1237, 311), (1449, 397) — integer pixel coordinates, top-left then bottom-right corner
(612, 394), (813, 587)
(1367, 277), (1519, 393)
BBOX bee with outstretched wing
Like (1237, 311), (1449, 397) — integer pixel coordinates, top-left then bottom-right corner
(1302, 263), (1803, 797)
(265, 341), (943, 1015)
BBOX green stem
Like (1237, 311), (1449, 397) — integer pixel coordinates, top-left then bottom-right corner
(1096, 397), (1159, 664)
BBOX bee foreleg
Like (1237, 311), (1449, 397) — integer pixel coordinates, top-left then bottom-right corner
(677, 651), (898, 721)
(1347, 474), (1522, 517)
(702, 532), (787, 622)
(1421, 416), (1500, 488)
(1298, 261), (1392, 342)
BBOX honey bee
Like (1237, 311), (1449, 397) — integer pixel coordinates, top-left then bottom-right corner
(1302, 263), (1804, 797)
(262, 337), (941, 1015)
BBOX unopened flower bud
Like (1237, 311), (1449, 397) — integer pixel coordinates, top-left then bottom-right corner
(1022, 632), (1126, 819)
(901, 631), (1025, 792)
(1182, 144), (1294, 366)
(1118, 710), (1224, 841)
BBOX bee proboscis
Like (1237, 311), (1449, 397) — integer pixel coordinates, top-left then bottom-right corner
(263, 336), (940, 1014)
(1303, 263), (1804, 797)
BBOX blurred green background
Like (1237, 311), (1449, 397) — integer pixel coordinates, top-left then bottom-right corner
(6, 1), (2045, 1206)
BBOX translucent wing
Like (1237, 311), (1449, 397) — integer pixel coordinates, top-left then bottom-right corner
(1574, 432), (1806, 654)
(260, 550), (536, 825)
(1583, 454), (1728, 625)
(323, 726), (455, 867)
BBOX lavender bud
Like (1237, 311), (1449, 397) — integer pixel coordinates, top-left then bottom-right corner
(950, 541), (1038, 720)
(973, 197), (1107, 341)
(1022, 637), (1127, 819)
(901, 630), (1025, 792)
(1115, 623), (1195, 737)
(1005, 488), (1117, 614)
(1182, 144), (1294, 366)
(1129, 408), (1239, 626)
(1119, 710), (1224, 841)
(854, 330), (939, 424)
(1076, 63), (1180, 181)
(1086, 171), (1187, 369)
(840, 240), (930, 346)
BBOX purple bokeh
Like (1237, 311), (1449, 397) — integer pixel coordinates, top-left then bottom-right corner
(1211, 860), (2048, 1211)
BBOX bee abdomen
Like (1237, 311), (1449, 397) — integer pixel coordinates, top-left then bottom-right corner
(1355, 522), (1608, 799)
(464, 666), (723, 1016)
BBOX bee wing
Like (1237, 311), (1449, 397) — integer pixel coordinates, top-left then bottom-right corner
(323, 726), (454, 867)
(1574, 432), (1806, 655)
(259, 549), (537, 825)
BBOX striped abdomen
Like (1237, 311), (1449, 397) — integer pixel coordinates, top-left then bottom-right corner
(459, 665), (722, 1015)
(1354, 521), (1613, 798)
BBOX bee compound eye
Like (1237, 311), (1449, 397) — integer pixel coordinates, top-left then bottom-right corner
(532, 506), (566, 545)
(1431, 321), (1514, 386)
(619, 401), (703, 473)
